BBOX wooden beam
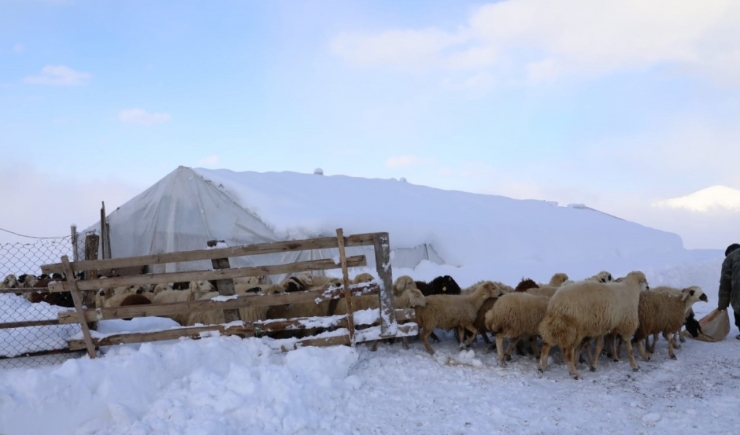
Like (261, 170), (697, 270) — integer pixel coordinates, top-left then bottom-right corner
(58, 282), (379, 324)
(373, 232), (397, 337)
(336, 228), (355, 345)
(61, 256), (96, 359)
(49, 255), (367, 292)
(68, 310), (417, 351)
(0, 319), (59, 329)
(84, 234), (100, 279)
(42, 233), (379, 274)
(207, 240), (240, 323)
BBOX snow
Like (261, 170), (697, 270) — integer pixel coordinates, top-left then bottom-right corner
(2, 169), (739, 434)
(653, 185), (740, 212)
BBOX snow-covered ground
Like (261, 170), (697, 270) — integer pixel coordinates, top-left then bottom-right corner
(2, 169), (739, 434)
(1, 256), (738, 435)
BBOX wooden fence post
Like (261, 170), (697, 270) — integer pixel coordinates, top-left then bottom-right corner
(70, 225), (78, 262)
(61, 256), (97, 358)
(336, 228), (355, 346)
(207, 240), (241, 323)
(372, 232), (397, 337)
(82, 234), (100, 306)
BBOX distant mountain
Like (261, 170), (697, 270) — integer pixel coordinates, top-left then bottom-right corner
(652, 185), (740, 212)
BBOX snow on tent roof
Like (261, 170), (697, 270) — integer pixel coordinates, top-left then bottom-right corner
(85, 166), (691, 282)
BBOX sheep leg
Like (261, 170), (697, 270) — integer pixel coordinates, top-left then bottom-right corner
(429, 331), (441, 343)
(495, 334), (507, 367)
(634, 338), (650, 361)
(672, 329), (682, 348)
(480, 331), (492, 345)
(678, 328), (686, 344)
(613, 336), (622, 362)
(528, 336), (541, 356)
(420, 328), (435, 355)
(504, 337), (520, 362)
(370, 340), (379, 352)
(621, 334), (640, 371)
(647, 333), (658, 354)
(565, 346), (581, 380)
(588, 336), (604, 372)
(538, 343), (552, 373)
(664, 331), (677, 360)
(402, 337), (409, 350)
(577, 340), (589, 365)
(461, 325), (478, 348)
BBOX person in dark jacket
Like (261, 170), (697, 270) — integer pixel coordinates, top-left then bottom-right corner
(717, 243), (740, 339)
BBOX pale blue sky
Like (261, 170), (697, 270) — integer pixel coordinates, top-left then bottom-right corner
(2, 0), (740, 247)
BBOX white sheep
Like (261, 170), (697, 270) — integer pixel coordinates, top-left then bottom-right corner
(538, 271), (648, 379)
(415, 281), (505, 355)
(632, 287), (708, 361)
(352, 272), (375, 284)
(333, 285), (426, 315)
(649, 285), (701, 349)
(150, 280), (213, 325)
(485, 292), (550, 367)
(2, 274), (19, 289)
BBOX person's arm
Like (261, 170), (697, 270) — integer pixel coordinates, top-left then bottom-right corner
(718, 256), (733, 310)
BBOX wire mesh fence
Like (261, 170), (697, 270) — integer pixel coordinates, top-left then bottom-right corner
(0, 234), (85, 369)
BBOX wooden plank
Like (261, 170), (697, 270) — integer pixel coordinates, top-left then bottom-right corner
(42, 233), (379, 274)
(373, 232), (397, 337)
(68, 325), (234, 350)
(336, 228), (355, 345)
(0, 288), (55, 294)
(61, 256), (96, 358)
(355, 323), (417, 343)
(58, 282), (379, 324)
(100, 203), (107, 260)
(0, 319), (59, 329)
(293, 334), (351, 350)
(68, 309), (416, 351)
(49, 255), (367, 292)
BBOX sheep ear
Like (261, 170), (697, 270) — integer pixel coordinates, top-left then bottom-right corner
(680, 289), (690, 301)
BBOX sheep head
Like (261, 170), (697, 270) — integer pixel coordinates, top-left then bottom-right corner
(432, 275), (461, 294)
(623, 271), (649, 291)
(549, 273), (570, 287)
(514, 278), (539, 292)
(680, 286), (708, 303)
(392, 275), (417, 296)
(403, 288), (427, 307)
(2, 274), (19, 289)
(477, 281), (505, 299)
(588, 271), (613, 283)
(352, 272), (375, 284)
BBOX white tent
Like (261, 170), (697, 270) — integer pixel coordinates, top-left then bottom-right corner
(80, 166), (693, 283)
(80, 166), (443, 279)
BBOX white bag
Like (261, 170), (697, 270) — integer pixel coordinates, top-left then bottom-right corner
(682, 309), (730, 342)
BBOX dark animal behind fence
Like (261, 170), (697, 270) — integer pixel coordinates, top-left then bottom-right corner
(415, 275), (461, 296)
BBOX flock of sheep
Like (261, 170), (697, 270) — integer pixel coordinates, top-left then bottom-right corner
(2, 269), (708, 380)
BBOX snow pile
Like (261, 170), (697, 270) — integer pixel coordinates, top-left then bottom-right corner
(0, 337), (359, 435)
(195, 168), (690, 278)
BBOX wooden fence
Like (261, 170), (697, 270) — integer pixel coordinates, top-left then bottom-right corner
(37, 230), (415, 358)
